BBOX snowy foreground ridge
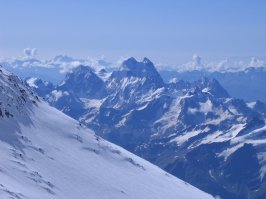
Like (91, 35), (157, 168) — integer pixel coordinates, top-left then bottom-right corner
(0, 67), (213, 198)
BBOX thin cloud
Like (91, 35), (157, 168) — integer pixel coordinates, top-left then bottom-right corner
(192, 54), (202, 66)
(1, 49), (266, 73)
(23, 48), (37, 59)
(250, 57), (265, 67)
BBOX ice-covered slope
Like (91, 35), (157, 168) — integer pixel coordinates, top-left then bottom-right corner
(0, 67), (213, 199)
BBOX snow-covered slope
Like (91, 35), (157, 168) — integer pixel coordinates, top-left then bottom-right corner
(0, 66), (213, 199)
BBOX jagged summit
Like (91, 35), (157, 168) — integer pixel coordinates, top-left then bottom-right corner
(143, 57), (152, 64)
(194, 77), (230, 98)
(70, 65), (94, 74)
(114, 57), (164, 88)
(121, 57), (137, 67)
(120, 57), (161, 77)
(58, 65), (106, 98)
(167, 76), (230, 98)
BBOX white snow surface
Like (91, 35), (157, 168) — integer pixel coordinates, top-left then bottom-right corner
(0, 68), (213, 199)
(26, 78), (38, 88)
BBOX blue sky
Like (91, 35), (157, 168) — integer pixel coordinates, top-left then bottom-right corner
(0, 0), (265, 63)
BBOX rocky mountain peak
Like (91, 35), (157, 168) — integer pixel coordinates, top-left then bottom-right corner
(114, 57), (164, 88)
(195, 77), (230, 98)
(58, 65), (106, 99)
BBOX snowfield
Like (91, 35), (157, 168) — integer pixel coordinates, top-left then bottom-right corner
(0, 67), (213, 199)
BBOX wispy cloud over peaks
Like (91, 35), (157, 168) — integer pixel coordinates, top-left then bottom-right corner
(192, 54), (202, 66)
(23, 48), (37, 59)
(59, 61), (83, 73)
(1, 49), (266, 75)
(250, 57), (265, 67)
(158, 55), (266, 72)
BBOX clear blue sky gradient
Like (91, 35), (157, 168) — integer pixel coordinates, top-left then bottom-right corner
(0, 0), (265, 63)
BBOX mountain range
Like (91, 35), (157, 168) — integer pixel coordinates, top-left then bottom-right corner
(24, 57), (266, 199)
(160, 67), (266, 103)
(0, 66), (214, 198)
(2, 54), (266, 103)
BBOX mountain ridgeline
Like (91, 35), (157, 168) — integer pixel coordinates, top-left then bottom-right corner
(160, 67), (266, 103)
(26, 57), (266, 199)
